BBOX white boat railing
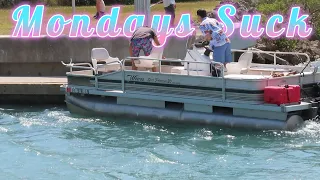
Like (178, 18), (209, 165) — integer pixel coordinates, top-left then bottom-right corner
(94, 60), (124, 73)
(93, 60), (124, 89)
(123, 56), (224, 74)
(61, 47), (313, 102)
(231, 49), (311, 73)
(61, 59), (124, 75)
(61, 59), (94, 73)
(122, 57), (227, 100)
(249, 47), (289, 65)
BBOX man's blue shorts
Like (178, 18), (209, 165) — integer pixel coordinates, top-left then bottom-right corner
(213, 42), (232, 64)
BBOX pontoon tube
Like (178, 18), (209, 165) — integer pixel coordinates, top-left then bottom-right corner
(65, 95), (304, 131)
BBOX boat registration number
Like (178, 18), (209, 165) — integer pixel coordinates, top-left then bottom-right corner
(67, 87), (89, 94)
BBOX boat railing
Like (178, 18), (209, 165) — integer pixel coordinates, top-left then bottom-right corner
(61, 58), (94, 73)
(94, 60), (124, 73)
(231, 49), (311, 74)
(122, 57), (227, 100)
(122, 56), (224, 75)
(249, 47), (289, 64)
(61, 58), (124, 75)
(92, 60), (124, 89)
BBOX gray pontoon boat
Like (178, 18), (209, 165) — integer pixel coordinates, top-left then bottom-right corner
(60, 39), (320, 131)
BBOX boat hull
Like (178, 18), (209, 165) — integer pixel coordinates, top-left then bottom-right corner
(65, 94), (304, 131)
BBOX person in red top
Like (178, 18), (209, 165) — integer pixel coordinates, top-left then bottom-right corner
(129, 26), (161, 72)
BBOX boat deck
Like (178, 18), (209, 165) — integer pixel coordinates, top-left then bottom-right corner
(61, 84), (313, 113)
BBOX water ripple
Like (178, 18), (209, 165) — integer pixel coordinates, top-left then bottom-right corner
(0, 106), (320, 179)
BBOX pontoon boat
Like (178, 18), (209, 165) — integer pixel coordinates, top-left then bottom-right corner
(60, 39), (320, 131)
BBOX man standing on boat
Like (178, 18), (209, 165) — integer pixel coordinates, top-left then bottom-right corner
(197, 9), (232, 72)
(129, 26), (161, 72)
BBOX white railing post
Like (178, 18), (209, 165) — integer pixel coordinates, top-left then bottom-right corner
(122, 61), (125, 92)
(72, 0), (76, 15)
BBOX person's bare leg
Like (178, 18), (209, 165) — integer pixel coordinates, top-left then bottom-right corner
(223, 63), (227, 73)
(96, 0), (100, 12)
(129, 43), (137, 70)
(93, 0), (100, 18)
(171, 11), (175, 27)
(152, 67), (157, 72)
(171, 17), (175, 27)
(98, 0), (105, 13)
(94, 0), (105, 19)
(171, 4), (176, 27)
(131, 60), (138, 70)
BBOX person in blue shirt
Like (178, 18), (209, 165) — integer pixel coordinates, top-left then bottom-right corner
(197, 9), (232, 70)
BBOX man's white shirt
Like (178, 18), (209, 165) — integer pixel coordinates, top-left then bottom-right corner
(163, 0), (175, 7)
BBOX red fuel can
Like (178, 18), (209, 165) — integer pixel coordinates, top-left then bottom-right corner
(264, 85), (301, 105)
(264, 86), (288, 105)
(283, 85), (300, 103)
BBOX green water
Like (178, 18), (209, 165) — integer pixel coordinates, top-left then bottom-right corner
(0, 105), (320, 179)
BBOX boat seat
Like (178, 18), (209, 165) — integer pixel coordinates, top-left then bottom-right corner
(134, 46), (164, 70)
(226, 51), (253, 74)
(171, 66), (185, 74)
(91, 48), (121, 72)
(184, 49), (212, 71)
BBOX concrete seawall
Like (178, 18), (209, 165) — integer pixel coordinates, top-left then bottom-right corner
(0, 29), (256, 77)
(0, 35), (194, 104)
(0, 77), (66, 104)
(0, 35), (193, 76)
(0, 28), (256, 104)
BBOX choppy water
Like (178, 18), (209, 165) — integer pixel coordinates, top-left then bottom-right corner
(1, 105), (320, 179)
